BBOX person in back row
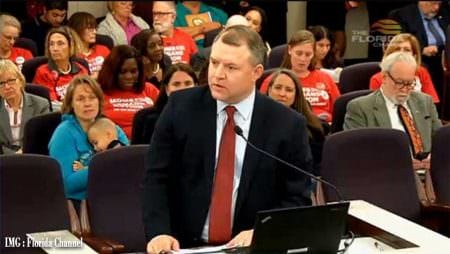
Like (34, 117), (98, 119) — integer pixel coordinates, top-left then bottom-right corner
(97, 45), (159, 139)
(0, 14), (34, 70)
(152, 1), (198, 64)
(97, 1), (149, 46)
(22, 0), (68, 55)
(370, 33), (439, 103)
(260, 30), (340, 123)
(67, 12), (111, 78)
(32, 26), (89, 111)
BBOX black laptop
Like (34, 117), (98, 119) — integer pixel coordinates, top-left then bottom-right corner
(247, 202), (350, 254)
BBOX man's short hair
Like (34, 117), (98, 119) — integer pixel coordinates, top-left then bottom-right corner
(152, 1), (176, 12)
(214, 25), (267, 66)
(380, 51), (417, 73)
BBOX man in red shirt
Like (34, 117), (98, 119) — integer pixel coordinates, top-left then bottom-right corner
(152, 1), (198, 64)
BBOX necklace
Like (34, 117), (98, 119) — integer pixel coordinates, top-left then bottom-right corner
(152, 63), (160, 74)
(59, 64), (72, 75)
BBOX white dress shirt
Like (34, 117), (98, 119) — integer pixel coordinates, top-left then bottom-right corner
(201, 88), (256, 242)
(4, 98), (23, 146)
(380, 88), (413, 133)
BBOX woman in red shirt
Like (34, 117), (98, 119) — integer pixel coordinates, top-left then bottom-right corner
(97, 45), (159, 138)
(369, 33), (439, 103)
(261, 30), (340, 123)
(67, 12), (110, 79)
(33, 26), (89, 110)
(0, 14), (34, 70)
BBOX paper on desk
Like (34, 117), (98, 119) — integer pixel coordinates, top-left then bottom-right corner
(172, 244), (229, 254)
(26, 230), (97, 254)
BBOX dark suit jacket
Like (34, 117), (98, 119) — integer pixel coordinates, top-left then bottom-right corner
(390, 4), (449, 50)
(143, 86), (312, 247)
(0, 92), (50, 154)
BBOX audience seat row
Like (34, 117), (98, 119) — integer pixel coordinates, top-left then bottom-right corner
(3, 127), (450, 252)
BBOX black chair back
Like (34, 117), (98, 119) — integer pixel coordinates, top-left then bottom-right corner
(14, 37), (38, 57)
(22, 112), (62, 155)
(256, 68), (276, 90)
(95, 34), (114, 50)
(24, 83), (53, 111)
(22, 56), (48, 82)
(266, 44), (287, 69)
(131, 107), (158, 145)
(87, 145), (149, 252)
(338, 62), (380, 94)
(431, 125), (450, 205)
(321, 128), (422, 222)
(1, 154), (70, 244)
(330, 89), (372, 133)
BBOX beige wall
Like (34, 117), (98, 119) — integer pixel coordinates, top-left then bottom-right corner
(67, 1), (108, 18)
(286, 1), (306, 41)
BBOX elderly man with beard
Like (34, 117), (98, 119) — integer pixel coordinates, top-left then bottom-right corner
(152, 1), (198, 64)
(344, 51), (441, 171)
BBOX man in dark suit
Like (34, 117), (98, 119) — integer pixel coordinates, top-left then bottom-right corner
(143, 25), (312, 254)
(390, 1), (449, 118)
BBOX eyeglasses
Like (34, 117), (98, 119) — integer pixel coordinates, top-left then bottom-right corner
(386, 72), (416, 89)
(1, 33), (18, 42)
(0, 78), (17, 88)
(152, 11), (174, 17)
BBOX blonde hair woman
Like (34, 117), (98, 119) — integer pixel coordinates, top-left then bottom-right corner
(0, 59), (50, 154)
(369, 33), (439, 103)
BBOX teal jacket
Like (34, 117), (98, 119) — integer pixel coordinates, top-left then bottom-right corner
(49, 114), (129, 200)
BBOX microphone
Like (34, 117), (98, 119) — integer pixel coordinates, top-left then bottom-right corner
(234, 125), (344, 202)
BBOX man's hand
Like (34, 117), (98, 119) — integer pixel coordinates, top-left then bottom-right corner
(420, 154), (431, 170)
(423, 45), (439, 57)
(72, 161), (85, 171)
(412, 154), (431, 170)
(226, 229), (253, 248)
(147, 235), (180, 254)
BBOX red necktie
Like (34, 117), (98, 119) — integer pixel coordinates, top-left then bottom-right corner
(397, 105), (424, 157)
(209, 106), (236, 244)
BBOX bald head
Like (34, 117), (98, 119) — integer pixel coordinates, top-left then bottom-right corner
(225, 15), (249, 28)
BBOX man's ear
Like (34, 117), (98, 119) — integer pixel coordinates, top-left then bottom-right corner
(252, 64), (264, 82)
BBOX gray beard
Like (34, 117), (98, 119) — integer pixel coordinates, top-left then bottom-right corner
(153, 23), (171, 34)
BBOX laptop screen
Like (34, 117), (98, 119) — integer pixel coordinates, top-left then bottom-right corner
(250, 202), (349, 254)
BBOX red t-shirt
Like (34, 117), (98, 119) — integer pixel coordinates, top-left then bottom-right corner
(80, 44), (110, 74)
(9, 47), (33, 70)
(103, 82), (160, 138)
(369, 66), (440, 103)
(260, 70), (341, 122)
(32, 61), (89, 101)
(162, 28), (198, 64)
